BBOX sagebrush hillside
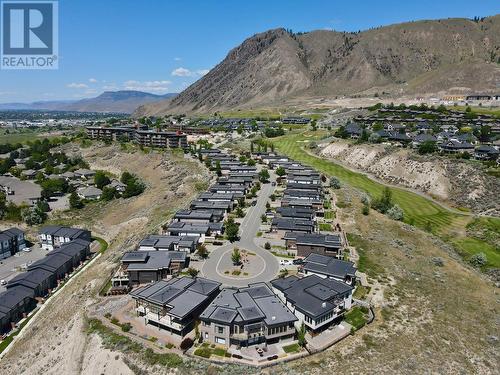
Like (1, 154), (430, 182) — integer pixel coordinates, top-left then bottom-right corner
(136, 15), (500, 115)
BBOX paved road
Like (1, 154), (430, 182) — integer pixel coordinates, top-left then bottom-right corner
(201, 172), (280, 287)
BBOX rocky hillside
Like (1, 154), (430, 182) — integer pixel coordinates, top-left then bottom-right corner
(136, 15), (500, 116)
(320, 141), (500, 216)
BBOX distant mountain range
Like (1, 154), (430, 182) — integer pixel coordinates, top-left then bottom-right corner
(0, 91), (177, 114)
(136, 14), (500, 116)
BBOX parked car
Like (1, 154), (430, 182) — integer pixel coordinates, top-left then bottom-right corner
(271, 182), (276, 186)
(279, 259), (293, 266)
(251, 200), (257, 206)
(292, 258), (304, 265)
(0, 280), (6, 286)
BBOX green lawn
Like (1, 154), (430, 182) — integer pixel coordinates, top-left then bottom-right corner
(319, 223), (332, 231)
(453, 238), (500, 270)
(324, 210), (335, 220)
(0, 130), (59, 144)
(344, 306), (369, 331)
(272, 131), (500, 269)
(283, 343), (301, 353)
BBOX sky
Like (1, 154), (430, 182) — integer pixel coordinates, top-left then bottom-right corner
(0, 0), (499, 103)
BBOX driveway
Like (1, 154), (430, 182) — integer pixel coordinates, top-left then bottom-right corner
(201, 172), (280, 287)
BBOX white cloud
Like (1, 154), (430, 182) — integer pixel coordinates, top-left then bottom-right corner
(122, 80), (172, 93)
(102, 84), (118, 91)
(171, 67), (210, 77)
(171, 67), (193, 77)
(67, 83), (88, 89)
(174, 57), (182, 61)
(88, 78), (98, 83)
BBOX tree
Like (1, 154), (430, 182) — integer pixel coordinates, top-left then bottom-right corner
(259, 168), (270, 183)
(225, 218), (239, 242)
(196, 244), (209, 259)
(368, 133), (381, 143)
(214, 160), (222, 177)
(250, 141), (254, 154)
(101, 186), (117, 201)
(418, 141), (437, 155)
(264, 242), (271, 250)
(231, 247), (241, 265)
(94, 171), (110, 189)
(235, 206), (245, 218)
(469, 252), (487, 268)
(69, 191), (84, 209)
(275, 166), (286, 177)
(386, 204), (404, 221)
(21, 206), (46, 225)
(330, 177), (341, 189)
(371, 187), (393, 214)
(261, 214), (267, 223)
(180, 337), (194, 351)
(334, 126), (348, 139)
(297, 322), (306, 347)
(187, 267), (199, 277)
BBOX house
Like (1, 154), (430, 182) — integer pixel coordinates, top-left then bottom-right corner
(209, 184), (247, 196)
(173, 209), (225, 224)
(0, 228), (26, 259)
(271, 274), (354, 333)
(199, 283), (297, 348)
(284, 232), (343, 258)
(283, 189), (322, 202)
(138, 235), (196, 253)
(38, 226), (91, 251)
(301, 253), (356, 285)
(411, 134), (437, 148)
(165, 222), (214, 243)
(281, 198), (323, 210)
(55, 239), (91, 267)
(276, 207), (315, 221)
(131, 277), (221, 337)
(6, 268), (57, 298)
(286, 175), (321, 185)
(0, 286), (36, 334)
(20, 169), (37, 179)
(77, 186), (102, 200)
(110, 179), (127, 193)
(345, 123), (363, 139)
(440, 140), (475, 154)
(60, 171), (76, 181)
(118, 251), (187, 285)
(270, 218), (315, 236)
(73, 169), (96, 180)
(0, 176), (42, 206)
(190, 199), (232, 213)
(27, 252), (74, 281)
(474, 145), (499, 161)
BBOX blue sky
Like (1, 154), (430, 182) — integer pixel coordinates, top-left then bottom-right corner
(0, 0), (499, 103)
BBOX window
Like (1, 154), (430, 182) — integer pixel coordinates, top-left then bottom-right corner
(204, 332), (208, 339)
(215, 337), (226, 345)
(217, 326), (224, 334)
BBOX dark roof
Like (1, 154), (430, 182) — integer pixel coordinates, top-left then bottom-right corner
(39, 226), (89, 239)
(303, 253), (356, 278)
(27, 253), (72, 273)
(122, 251), (186, 271)
(0, 285), (34, 313)
(7, 269), (54, 290)
(130, 277), (220, 319)
(271, 274), (353, 319)
(294, 233), (342, 248)
(200, 283), (296, 326)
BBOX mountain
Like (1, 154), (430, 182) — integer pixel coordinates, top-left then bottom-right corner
(0, 91), (177, 114)
(136, 15), (500, 116)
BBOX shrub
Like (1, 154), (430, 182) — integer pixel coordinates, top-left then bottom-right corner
(121, 323), (132, 332)
(330, 177), (341, 189)
(469, 252), (487, 268)
(386, 204), (404, 221)
(187, 267), (199, 277)
(194, 347), (211, 358)
(362, 205), (370, 216)
(180, 337), (194, 351)
(264, 242), (271, 250)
